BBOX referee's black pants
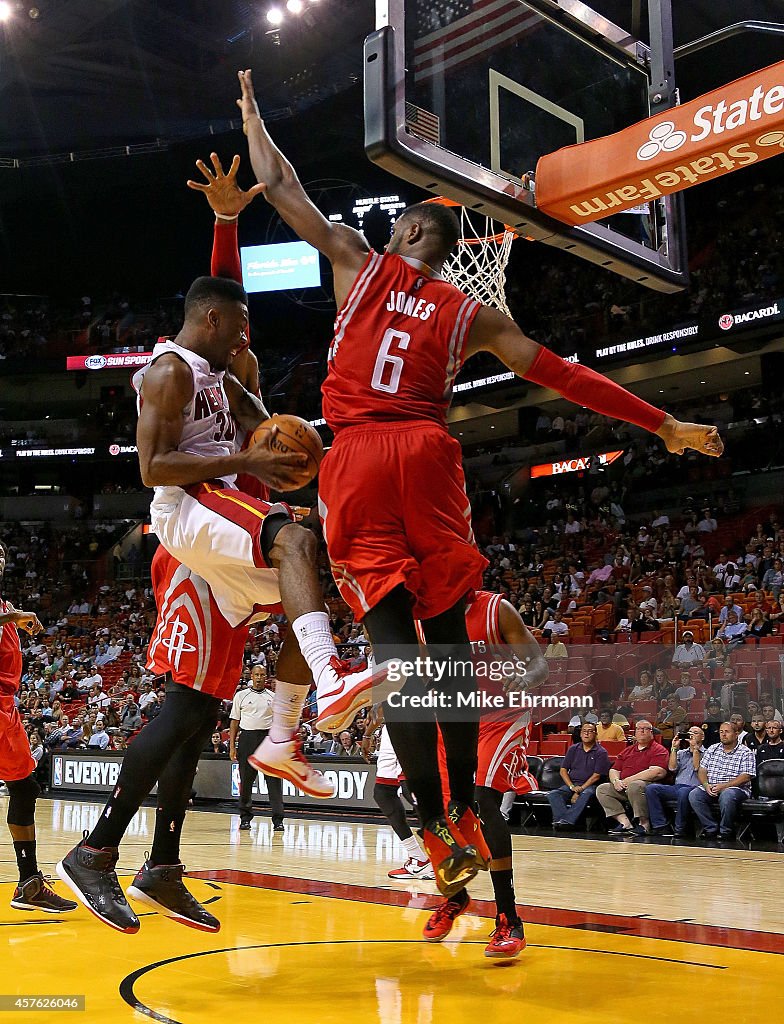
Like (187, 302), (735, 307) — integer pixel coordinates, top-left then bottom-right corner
(237, 728), (285, 825)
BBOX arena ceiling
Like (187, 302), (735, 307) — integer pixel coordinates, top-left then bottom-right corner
(0, 0), (781, 157)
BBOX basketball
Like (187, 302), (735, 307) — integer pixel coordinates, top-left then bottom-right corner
(250, 413), (324, 490)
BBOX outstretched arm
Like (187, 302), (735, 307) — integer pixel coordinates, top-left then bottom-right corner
(465, 305), (723, 458)
(236, 69), (369, 308)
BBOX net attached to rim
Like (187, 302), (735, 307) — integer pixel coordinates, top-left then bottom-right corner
(425, 197), (517, 318)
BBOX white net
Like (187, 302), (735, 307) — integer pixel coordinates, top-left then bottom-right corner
(437, 205), (516, 318)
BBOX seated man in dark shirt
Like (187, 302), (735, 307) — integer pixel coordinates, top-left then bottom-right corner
(547, 722), (610, 830)
(756, 720), (784, 766)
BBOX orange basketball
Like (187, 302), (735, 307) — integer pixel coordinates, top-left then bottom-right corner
(249, 413), (324, 490)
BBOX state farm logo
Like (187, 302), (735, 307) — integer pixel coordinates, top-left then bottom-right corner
(637, 121), (688, 161)
(719, 314), (734, 331)
(85, 354), (107, 370)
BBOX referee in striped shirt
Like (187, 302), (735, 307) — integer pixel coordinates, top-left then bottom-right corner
(230, 666), (285, 831)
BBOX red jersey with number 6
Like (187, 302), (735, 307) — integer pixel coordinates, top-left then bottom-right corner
(321, 251), (480, 432)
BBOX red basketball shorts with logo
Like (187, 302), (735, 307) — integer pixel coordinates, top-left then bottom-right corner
(437, 713), (538, 797)
(146, 547), (252, 701)
(149, 481), (292, 628)
(0, 696), (36, 782)
(318, 421), (487, 621)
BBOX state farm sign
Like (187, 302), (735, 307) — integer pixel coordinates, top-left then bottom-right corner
(531, 450), (624, 479)
(537, 60), (784, 225)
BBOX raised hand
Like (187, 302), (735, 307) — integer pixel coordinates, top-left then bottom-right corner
(14, 610), (42, 635)
(236, 69), (261, 127)
(656, 415), (724, 457)
(186, 152), (266, 218)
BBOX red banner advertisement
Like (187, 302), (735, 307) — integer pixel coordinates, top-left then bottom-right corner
(531, 450), (624, 479)
(537, 60), (784, 226)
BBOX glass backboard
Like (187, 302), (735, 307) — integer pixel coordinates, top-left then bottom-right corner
(366, 0), (688, 292)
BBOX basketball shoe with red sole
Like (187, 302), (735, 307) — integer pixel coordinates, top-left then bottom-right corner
(388, 857), (435, 880)
(422, 889), (471, 942)
(448, 801), (491, 870)
(249, 736), (335, 798)
(485, 914), (526, 958)
(421, 815), (480, 898)
(314, 656), (396, 734)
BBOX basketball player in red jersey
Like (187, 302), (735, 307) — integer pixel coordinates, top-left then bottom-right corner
(236, 68), (723, 895)
(0, 542), (76, 915)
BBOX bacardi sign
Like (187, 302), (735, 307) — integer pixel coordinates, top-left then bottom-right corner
(531, 449), (624, 479)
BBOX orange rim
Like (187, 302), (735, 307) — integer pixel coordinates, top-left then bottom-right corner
(423, 195), (516, 245)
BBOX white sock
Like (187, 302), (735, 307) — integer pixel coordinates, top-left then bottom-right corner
(269, 679), (309, 743)
(402, 834), (425, 860)
(292, 611), (339, 689)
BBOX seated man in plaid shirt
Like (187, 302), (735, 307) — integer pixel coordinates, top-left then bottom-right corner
(688, 721), (756, 840)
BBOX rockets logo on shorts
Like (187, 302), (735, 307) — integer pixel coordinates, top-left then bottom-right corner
(160, 615), (197, 669)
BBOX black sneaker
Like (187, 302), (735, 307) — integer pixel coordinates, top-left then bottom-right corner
(11, 872), (77, 914)
(238, 820), (252, 831)
(607, 822), (635, 836)
(651, 825), (676, 837)
(126, 858), (220, 932)
(273, 823), (285, 833)
(56, 834), (140, 933)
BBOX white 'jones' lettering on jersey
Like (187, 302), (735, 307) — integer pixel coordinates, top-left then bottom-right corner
(386, 290), (436, 320)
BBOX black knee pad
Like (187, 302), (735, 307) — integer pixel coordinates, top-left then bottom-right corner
(260, 505), (298, 565)
(7, 774), (41, 826)
(476, 785), (511, 859)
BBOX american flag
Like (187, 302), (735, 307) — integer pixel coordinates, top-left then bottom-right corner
(413, 0), (541, 83)
(405, 101), (441, 145)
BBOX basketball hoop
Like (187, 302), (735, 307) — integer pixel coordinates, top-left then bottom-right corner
(424, 197), (517, 318)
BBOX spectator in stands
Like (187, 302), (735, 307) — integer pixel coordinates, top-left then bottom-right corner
(548, 723), (610, 830)
(87, 683), (111, 712)
(743, 714), (768, 751)
(543, 635), (568, 660)
(62, 716), (86, 749)
(137, 681), (156, 712)
(656, 696), (688, 746)
(729, 713), (748, 744)
(756, 720), (784, 764)
(332, 731), (361, 757)
(120, 698), (141, 737)
(207, 731), (229, 756)
(542, 610), (569, 639)
(761, 558), (784, 598)
(747, 607), (773, 641)
(717, 610), (748, 646)
(596, 709), (625, 743)
(596, 721), (668, 836)
(672, 631), (705, 668)
(628, 671), (655, 702)
(761, 702), (783, 724)
(689, 722), (756, 840)
(646, 725), (705, 837)
(718, 596), (738, 625)
(697, 508), (717, 533)
(674, 671), (697, 703)
(87, 721), (110, 750)
(653, 668), (672, 700)
(768, 593), (784, 626)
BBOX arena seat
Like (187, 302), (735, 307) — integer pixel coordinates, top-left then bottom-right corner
(737, 761), (784, 846)
(540, 740), (569, 756)
(601, 741), (628, 757)
(516, 755), (563, 828)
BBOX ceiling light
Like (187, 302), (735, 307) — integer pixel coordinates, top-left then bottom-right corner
(0, 2), (13, 21)
(266, 6), (284, 25)
(744, 371), (750, 375)
(286, 0), (304, 11)
(700, 380), (707, 384)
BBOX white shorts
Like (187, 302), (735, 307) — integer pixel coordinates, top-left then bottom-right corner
(150, 482), (292, 627)
(376, 725), (403, 785)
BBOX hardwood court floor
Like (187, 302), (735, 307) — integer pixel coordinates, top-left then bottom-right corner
(1, 797), (782, 1023)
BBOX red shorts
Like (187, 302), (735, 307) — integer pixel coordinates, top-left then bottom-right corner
(319, 421), (487, 621)
(437, 714), (538, 798)
(146, 548), (251, 701)
(0, 696), (35, 782)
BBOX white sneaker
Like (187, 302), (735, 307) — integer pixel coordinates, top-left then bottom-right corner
(388, 857), (435, 880)
(249, 736), (335, 799)
(315, 656), (396, 733)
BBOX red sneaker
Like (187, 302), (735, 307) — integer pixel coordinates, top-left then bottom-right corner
(422, 890), (471, 942)
(421, 815), (479, 898)
(448, 801), (491, 870)
(315, 656), (392, 734)
(484, 914), (526, 958)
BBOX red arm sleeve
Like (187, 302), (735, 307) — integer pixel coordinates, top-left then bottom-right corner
(525, 346), (666, 434)
(211, 220), (242, 284)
